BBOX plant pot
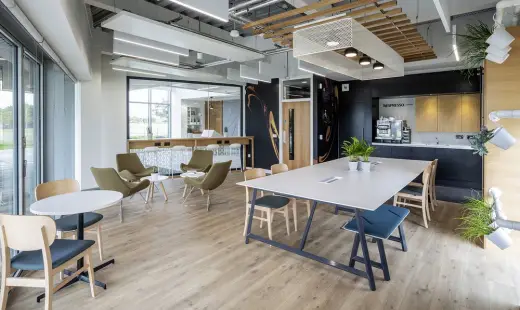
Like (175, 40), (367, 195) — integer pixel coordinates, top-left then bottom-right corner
(348, 161), (359, 171)
(490, 127), (516, 150)
(360, 161), (371, 172)
(486, 228), (512, 250)
(150, 173), (159, 181)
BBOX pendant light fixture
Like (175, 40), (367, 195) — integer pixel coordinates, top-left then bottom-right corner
(373, 61), (384, 70)
(359, 54), (371, 66)
(344, 47), (357, 58)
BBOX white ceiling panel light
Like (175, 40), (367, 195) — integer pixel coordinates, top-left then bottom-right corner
(227, 68), (258, 85)
(113, 40), (180, 66)
(168, 0), (229, 23)
(112, 66), (167, 77)
(293, 17), (404, 80)
(240, 65), (272, 83)
(102, 12), (263, 63)
(114, 31), (189, 57)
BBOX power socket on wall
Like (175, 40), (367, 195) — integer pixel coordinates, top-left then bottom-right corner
(455, 135), (464, 139)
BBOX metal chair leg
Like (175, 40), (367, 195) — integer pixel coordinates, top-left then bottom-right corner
(119, 200), (124, 223)
(206, 190), (211, 212)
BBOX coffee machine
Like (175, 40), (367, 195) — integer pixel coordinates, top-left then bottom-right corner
(375, 117), (409, 144)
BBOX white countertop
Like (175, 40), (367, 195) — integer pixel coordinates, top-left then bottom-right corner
(372, 142), (473, 150)
(237, 157), (430, 211)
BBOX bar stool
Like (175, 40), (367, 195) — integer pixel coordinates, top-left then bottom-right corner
(143, 146), (160, 168)
(206, 144), (220, 162)
(171, 145), (187, 173)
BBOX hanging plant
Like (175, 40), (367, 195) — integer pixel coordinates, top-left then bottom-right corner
(458, 21), (493, 79)
(469, 126), (494, 156)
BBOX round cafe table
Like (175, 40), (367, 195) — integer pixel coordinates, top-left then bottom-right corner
(30, 190), (123, 303)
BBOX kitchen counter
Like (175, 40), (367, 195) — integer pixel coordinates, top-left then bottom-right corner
(372, 142), (473, 150)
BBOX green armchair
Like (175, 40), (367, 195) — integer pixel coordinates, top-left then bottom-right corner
(183, 160), (232, 211)
(90, 167), (150, 222)
(180, 150), (213, 173)
(116, 153), (156, 182)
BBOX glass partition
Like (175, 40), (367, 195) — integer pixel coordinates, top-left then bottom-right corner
(283, 78), (311, 100)
(128, 79), (242, 139)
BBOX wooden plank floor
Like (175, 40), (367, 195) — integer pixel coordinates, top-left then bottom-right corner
(6, 172), (520, 309)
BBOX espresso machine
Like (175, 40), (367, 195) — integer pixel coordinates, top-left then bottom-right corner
(375, 117), (410, 144)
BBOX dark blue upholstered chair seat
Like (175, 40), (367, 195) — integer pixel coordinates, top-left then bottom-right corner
(11, 239), (95, 271)
(252, 196), (291, 209)
(399, 186), (422, 196)
(342, 204), (410, 239)
(55, 212), (103, 232)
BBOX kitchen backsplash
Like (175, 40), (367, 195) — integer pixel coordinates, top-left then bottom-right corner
(379, 97), (478, 146)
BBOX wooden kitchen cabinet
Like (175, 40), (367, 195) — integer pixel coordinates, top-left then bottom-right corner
(438, 95), (462, 132)
(415, 96), (438, 132)
(461, 94), (481, 132)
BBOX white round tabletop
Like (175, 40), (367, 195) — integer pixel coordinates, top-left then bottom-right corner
(180, 172), (205, 178)
(141, 175), (169, 183)
(30, 190), (123, 216)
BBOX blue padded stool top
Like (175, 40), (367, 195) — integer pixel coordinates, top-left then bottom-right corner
(341, 204), (409, 239)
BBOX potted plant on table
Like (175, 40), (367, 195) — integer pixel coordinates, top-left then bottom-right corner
(223, 127), (229, 137)
(341, 137), (363, 171)
(458, 194), (512, 249)
(359, 142), (375, 172)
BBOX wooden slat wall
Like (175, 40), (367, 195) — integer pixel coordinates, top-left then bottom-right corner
(245, 0), (436, 62)
(484, 27), (520, 230)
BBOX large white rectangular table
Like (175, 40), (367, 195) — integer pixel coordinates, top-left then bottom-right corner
(237, 157), (430, 291)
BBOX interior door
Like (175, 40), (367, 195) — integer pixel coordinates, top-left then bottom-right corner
(205, 101), (223, 134)
(282, 101), (310, 170)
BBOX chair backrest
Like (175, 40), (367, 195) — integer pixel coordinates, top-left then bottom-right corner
(430, 159), (438, 186)
(244, 168), (266, 202)
(90, 167), (131, 196)
(188, 150), (214, 168)
(271, 163), (289, 175)
(421, 164), (433, 197)
(202, 160), (232, 190)
(116, 153), (146, 173)
(0, 214), (56, 252)
(35, 179), (80, 201)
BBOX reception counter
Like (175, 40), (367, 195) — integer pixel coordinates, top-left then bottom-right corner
(127, 137), (255, 170)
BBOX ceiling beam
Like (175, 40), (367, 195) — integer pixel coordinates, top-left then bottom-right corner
(372, 25), (415, 36)
(363, 13), (407, 28)
(355, 8), (402, 23)
(243, 0), (354, 29)
(258, 0), (384, 34)
(384, 35), (424, 44)
(389, 39), (427, 48)
(378, 29), (419, 41)
(368, 19), (410, 32)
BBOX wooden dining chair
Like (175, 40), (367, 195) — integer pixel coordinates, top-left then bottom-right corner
(0, 214), (96, 310)
(243, 169), (292, 240)
(35, 179), (104, 261)
(408, 159), (438, 212)
(394, 163), (432, 228)
(270, 163), (311, 232)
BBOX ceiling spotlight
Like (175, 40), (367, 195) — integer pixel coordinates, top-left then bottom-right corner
(326, 41), (340, 47)
(373, 61), (384, 70)
(230, 29), (240, 38)
(344, 47), (357, 58)
(359, 55), (371, 66)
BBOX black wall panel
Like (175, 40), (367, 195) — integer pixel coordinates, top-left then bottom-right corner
(314, 76), (340, 163)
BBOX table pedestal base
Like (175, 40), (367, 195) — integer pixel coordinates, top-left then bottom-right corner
(36, 259), (115, 303)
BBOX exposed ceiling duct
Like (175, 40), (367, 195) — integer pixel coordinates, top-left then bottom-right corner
(233, 0), (286, 16)
(229, 0), (265, 12)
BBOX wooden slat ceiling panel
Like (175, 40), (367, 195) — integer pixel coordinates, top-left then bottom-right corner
(244, 0), (436, 63)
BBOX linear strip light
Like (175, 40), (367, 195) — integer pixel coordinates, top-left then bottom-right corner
(299, 67), (325, 77)
(197, 86), (220, 91)
(240, 75), (271, 83)
(452, 25), (459, 62)
(113, 67), (166, 77)
(113, 52), (179, 67)
(114, 37), (189, 56)
(168, 0), (229, 23)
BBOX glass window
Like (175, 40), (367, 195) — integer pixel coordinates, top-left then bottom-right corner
(151, 88), (169, 104)
(150, 104), (169, 138)
(0, 34), (16, 215)
(129, 102), (149, 139)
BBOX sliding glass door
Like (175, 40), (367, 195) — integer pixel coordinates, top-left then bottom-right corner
(0, 34), (17, 215)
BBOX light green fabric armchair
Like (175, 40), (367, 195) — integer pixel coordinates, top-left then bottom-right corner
(90, 167), (150, 222)
(180, 150), (213, 173)
(116, 153), (156, 182)
(183, 160), (232, 211)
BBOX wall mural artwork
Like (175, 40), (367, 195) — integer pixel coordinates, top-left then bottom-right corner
(317, 78), (339, 163)
(245, 81), (280, 169)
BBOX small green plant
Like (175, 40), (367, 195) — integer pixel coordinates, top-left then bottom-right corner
(361, 143), (375, 162)
(469, 126), (494, 156)
(458, 194), (495, 242)
(341, 137), (364, 161)
(458, 21), (493, 79)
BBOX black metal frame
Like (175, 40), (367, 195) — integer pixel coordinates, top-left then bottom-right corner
(245, 189), (380, 291)
(36, 213), (115, 303)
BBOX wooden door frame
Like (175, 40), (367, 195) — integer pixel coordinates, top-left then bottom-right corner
(279, 75), (314, 167)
